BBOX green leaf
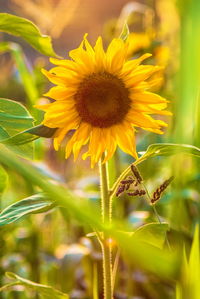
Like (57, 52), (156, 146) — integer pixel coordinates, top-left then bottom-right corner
(132, 223), (169, 249)
(1, 125), (57, 146)
(0, 98), (35, 158)
(119, 22), (130, 41)
(188, 225), (200, 299)
(114, 229), (180, 280)
(0, 126), (9, 141)
(0, 13), (58, 57)
(0, 165), (8, 194)
(138, 143), (200, 163)
(0, 272), (69, 298)
(178, 226), (200, 299)
(0, 194), (56, 226)
(0, 98), (34, 135)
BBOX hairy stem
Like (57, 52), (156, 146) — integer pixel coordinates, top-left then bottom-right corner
(99, 157), (113, 299)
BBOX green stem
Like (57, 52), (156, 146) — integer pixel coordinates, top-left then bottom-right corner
(99, 158), (113, 299)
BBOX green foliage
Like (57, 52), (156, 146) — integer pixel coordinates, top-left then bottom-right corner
(114, 230), (180, 280)
(0, 165), (8, 195)
(0, 42), (39, 105)
(132, 223), (169, 249)
(0, 98), (34, 159)
(176, 226), (200, 299)
(0, 13), (58, 57)
(138, 143), (200, 163)
(0, 272), (69, 298)
(0, 144), (180, 280)
(111, 143), (200, 195)
(0, 194), (56, 226)
(187, 225), (200, 299)
(0, 144), (101, 229)
(0, 98), (33, 133)
(1, 125), (57, 147)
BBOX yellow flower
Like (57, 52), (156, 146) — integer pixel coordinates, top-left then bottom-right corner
(126, 32), (152, 57)
(154, 45), (170, 67)
(36, 35), (170, 167)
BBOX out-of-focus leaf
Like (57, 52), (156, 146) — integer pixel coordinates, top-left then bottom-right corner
(138, 143), (200, 163)
(0, 42), (39, 105)
(0, 98), (35, 158)
(0, 13), (58, 57)
(113, 230), (180, 280)
(1, 125), (57, 146)
(132, 223), (169, 249)
(188, 225), (200, 299)
(0, 126), (9, 141)
(0, 194), (56, 226)
(119, 22), (130, 41)
(0, 165), (8, 194)
(0, 272), (69, 298)
(177, 226), (200, 299)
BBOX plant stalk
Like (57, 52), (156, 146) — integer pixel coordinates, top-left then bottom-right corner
(99, 157), (113, 299)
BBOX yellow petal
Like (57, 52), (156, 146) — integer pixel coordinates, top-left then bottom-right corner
(44, 86), (76, 100)
(115, 124), (138, 159)
(94, 36), (106, 71)
(53, 126), (74, 150)
(120, 53), (152, 77)
(130, 91), (168, 104)
(126, 111), (163, 129)
(83, 34), (95, 57)
(124, 65), (161, 87)
(106, 38), (126, 73)
(50, 58), (78, 72)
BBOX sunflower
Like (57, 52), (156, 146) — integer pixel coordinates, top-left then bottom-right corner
(126, 32), (152, 57)
(36, 35), (170, 167)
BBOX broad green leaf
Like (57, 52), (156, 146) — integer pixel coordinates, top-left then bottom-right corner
(0, 98), (33, 135)
(119, 22), (130, 41)
(0, 272), (69, 298)
(0, 165), (8, 194)
(132, 223), (169, 249)
(0, 13), (58, 57)
(138, 143), (200, 163)
(0, 194), (56, 226)
(1, 125), (57, 146)
(0, 98), (34, 158)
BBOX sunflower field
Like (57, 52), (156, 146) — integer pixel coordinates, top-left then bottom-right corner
(0, 0), (200, 298)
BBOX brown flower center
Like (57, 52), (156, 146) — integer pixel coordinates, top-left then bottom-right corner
(74, 72), (131, 128)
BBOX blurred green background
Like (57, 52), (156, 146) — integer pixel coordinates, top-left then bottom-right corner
(0, 0), (200, 298)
